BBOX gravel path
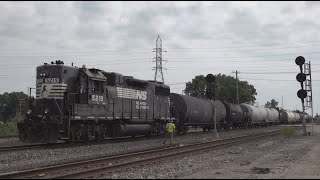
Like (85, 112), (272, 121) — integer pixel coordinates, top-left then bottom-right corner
(0, 126), (283, 174)
(88, 124), (318, 179)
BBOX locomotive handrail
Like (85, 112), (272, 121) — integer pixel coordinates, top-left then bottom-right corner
(53, 98), (63, 115)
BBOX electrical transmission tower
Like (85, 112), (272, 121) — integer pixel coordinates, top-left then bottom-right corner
(153, 35), (166, 83)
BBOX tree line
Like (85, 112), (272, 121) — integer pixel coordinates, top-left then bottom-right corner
(0, 92), (29, 122)
(184, 73), (280, 108)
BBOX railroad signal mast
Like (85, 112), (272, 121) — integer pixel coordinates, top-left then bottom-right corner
(295, 56), (313, 135)
(205, 74), (219, 138)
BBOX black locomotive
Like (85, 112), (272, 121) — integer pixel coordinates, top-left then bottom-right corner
(18, 61), (171, 143)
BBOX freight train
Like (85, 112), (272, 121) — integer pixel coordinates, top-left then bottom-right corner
(169, 93), (308, 133)
(17, 61), (309, 143)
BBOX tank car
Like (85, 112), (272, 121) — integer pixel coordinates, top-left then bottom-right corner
(18, 61), (171, 143)
(265, 108), (280, 125)
(169, 93), (227, 133)
(222, 102), (246, 129)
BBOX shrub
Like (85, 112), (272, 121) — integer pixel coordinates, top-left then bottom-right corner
(0, 121), (18, 137)
(283, 127), (297, 138)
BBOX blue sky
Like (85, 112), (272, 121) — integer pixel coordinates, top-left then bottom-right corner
(0, 1), (319, 115)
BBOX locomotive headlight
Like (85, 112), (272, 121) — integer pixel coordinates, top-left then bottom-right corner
(44, 109), (49, 114)
(27, 109), (32, 115)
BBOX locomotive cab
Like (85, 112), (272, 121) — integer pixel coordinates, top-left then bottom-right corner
(18, 61), (79, 143)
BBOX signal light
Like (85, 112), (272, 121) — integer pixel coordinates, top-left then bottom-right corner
(296, 73), (306, 83)
(295, 56), (305, 66)
(206, 74), (215, 83)
(297, 89), (307, 99)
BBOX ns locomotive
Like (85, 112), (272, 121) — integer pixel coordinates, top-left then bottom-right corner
(18, 61), (171, 143)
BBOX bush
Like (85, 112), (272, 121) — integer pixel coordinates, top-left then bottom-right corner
(0, 121), (18, 137)
(283, 127), (297, 138)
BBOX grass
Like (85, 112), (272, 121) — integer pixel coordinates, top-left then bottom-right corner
(282, 127), (298, 138)
(0, 121), (18, 137)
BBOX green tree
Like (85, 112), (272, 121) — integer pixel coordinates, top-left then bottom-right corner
(265, 99), (279, 108)
(0, 92), (29, 122)
(184, 74), (257, 103)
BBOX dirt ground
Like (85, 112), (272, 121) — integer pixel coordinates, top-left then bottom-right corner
(180, 124), (320, 179)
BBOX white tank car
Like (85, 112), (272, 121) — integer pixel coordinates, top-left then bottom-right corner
(286, 111), (296, 123)
(258, 107), (268, 122)
(265, 108), (279, 122)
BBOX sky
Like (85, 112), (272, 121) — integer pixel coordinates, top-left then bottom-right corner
(0, 1), (319, 116)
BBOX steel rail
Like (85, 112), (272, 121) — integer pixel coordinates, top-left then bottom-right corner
(0, 130), (282, 179)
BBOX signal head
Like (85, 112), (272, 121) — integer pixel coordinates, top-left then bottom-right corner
(296, 73), (306, 82)
(206, 74), (215, 83)
(297, 89), (307, 99)
(295, 56), (305, 66)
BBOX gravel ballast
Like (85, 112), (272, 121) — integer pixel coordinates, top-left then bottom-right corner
(0, 125), (285, 175)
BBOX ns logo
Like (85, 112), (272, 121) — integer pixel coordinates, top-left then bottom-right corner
(136, 90), (147, 100)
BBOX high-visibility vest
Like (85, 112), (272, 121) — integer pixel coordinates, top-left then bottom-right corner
(166, 122), (175, 133)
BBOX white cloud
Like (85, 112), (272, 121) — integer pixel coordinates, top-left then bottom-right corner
(0, 1), (319, 114)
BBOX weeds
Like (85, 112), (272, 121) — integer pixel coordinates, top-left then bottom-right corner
(283, 127), (297, 138)
(0, 121), (18, 137)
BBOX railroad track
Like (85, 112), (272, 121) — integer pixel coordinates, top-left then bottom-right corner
(0, 143), (63, 153)
(0, 129), (211, 153)
(0, 129), (282, 179)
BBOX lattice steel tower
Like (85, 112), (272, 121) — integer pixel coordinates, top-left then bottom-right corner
(153, 35), (166, 83)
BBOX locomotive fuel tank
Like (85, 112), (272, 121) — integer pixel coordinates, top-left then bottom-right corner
(169, 93), (213, 127)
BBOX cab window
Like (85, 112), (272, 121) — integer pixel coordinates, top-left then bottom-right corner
(92, 80), (104, 93)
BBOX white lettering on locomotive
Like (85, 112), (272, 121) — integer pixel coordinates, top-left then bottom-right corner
(136, 91), (147, 100)
(44, 78), (60, 83)
(36, 78), (60, 84)
(135, 101), (149, 110)
(91, 95), (104, 102)
(116, 87), (147, 101)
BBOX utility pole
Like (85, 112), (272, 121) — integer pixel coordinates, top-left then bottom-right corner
(232, 70), (240, 104)
(153, 35), (166, 83)
(18, 99), (25, 121)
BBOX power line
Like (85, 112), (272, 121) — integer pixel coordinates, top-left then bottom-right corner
(168, 44), (320, 53)
(3, 44), (320, 55)
(168, 40), (320, 50)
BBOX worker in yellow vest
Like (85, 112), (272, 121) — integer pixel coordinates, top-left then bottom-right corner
(163, 120), (176, 147)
